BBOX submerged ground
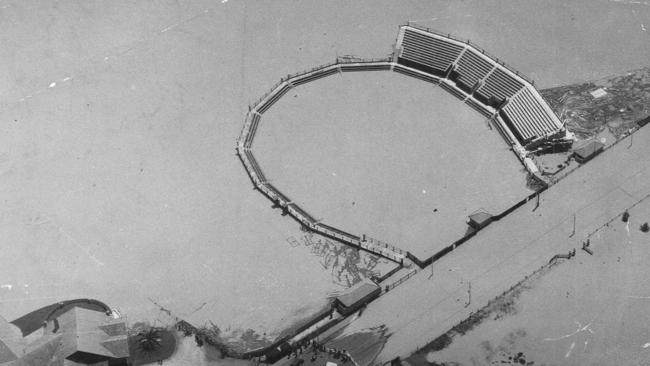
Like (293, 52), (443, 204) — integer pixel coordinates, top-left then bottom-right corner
(409, 193), (650, 366)
(255, 71), (530, 259)
(1, 0), (650, 364)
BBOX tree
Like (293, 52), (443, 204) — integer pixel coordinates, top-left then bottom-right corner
(640, 222), (649, 233)
(622, 211), (630, 223)
(137, 328), (163, 354)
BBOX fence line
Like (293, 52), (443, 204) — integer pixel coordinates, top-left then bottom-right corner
(385, 269), (419, 291)
(237, 38), (573, 271)
(248, 58), (392, 111)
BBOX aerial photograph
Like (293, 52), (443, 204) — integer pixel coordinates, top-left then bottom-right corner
(1, 0), (650, 365)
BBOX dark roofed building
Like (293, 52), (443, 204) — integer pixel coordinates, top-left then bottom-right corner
(333, 280), (381, 316)
(573, 140), (605, 164)
(467, 210), (493, 230)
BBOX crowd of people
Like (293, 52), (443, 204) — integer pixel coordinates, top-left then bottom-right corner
(288, 339), (353, 365)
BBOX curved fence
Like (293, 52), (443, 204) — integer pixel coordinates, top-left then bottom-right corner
(236, 25), (563, 269)
(237, 59), (408, 264)
(11, 298), (113, 337)
(231, 25), (583, 364)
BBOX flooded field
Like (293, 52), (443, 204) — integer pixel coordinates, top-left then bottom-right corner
(0, 0), (648, 358)
(417, 197), (650, 366)
(255, 71), (530, 259)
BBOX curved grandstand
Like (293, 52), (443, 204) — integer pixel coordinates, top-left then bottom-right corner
(236, 24), (570, 266)
(396, 24), (567, 150)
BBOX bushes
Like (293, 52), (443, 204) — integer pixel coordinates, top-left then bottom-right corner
(622, 211), (630, 222)
(641, 222), (649, 233)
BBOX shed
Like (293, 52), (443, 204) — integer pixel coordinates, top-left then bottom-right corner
(467, 210), (493, 230)
(573, 141), (605, 163)
(333, 280), (381, 316)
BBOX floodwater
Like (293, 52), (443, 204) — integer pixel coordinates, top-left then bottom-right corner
(429, 197), (650, 365)
(255, 71), (530, 259)
(0, 0), (648, 343)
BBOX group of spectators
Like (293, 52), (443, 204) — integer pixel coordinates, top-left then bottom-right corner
(288, 339), (353, 365)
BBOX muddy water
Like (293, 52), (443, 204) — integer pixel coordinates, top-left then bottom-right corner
(0, 0), (647, 340)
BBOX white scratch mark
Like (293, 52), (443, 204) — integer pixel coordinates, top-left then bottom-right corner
(160, 9), (210, 34)
(422, 189), (427, 194)
(626, 221), (630, 236)
(642, 342), (650, 348)
(62, 77), (71, 82)
(48, 82), (56, 88)
(544, 318), (596, 341)
(609, 0), (650, 6)
(332, 172), (337, 176)
(43, 214), (105, 266)
(160, 25), (175, 33)
(1, 285), (12, 290)
(583, 339), (589, 351)
(626, 295), (650, 299)
(221, 0), (228, 3)
(642, 24), (647, 31)
(565, 341), (575, 358)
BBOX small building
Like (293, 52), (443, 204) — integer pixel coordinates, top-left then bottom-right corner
(573, 141), (605, 164)
(467, 210), (493, 230)
(333, 280), (381, 316)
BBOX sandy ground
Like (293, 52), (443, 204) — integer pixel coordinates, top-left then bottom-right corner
(425, 198), (650, 366)
(255, 71), (529, 259)
(0, 0), (649, 351)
